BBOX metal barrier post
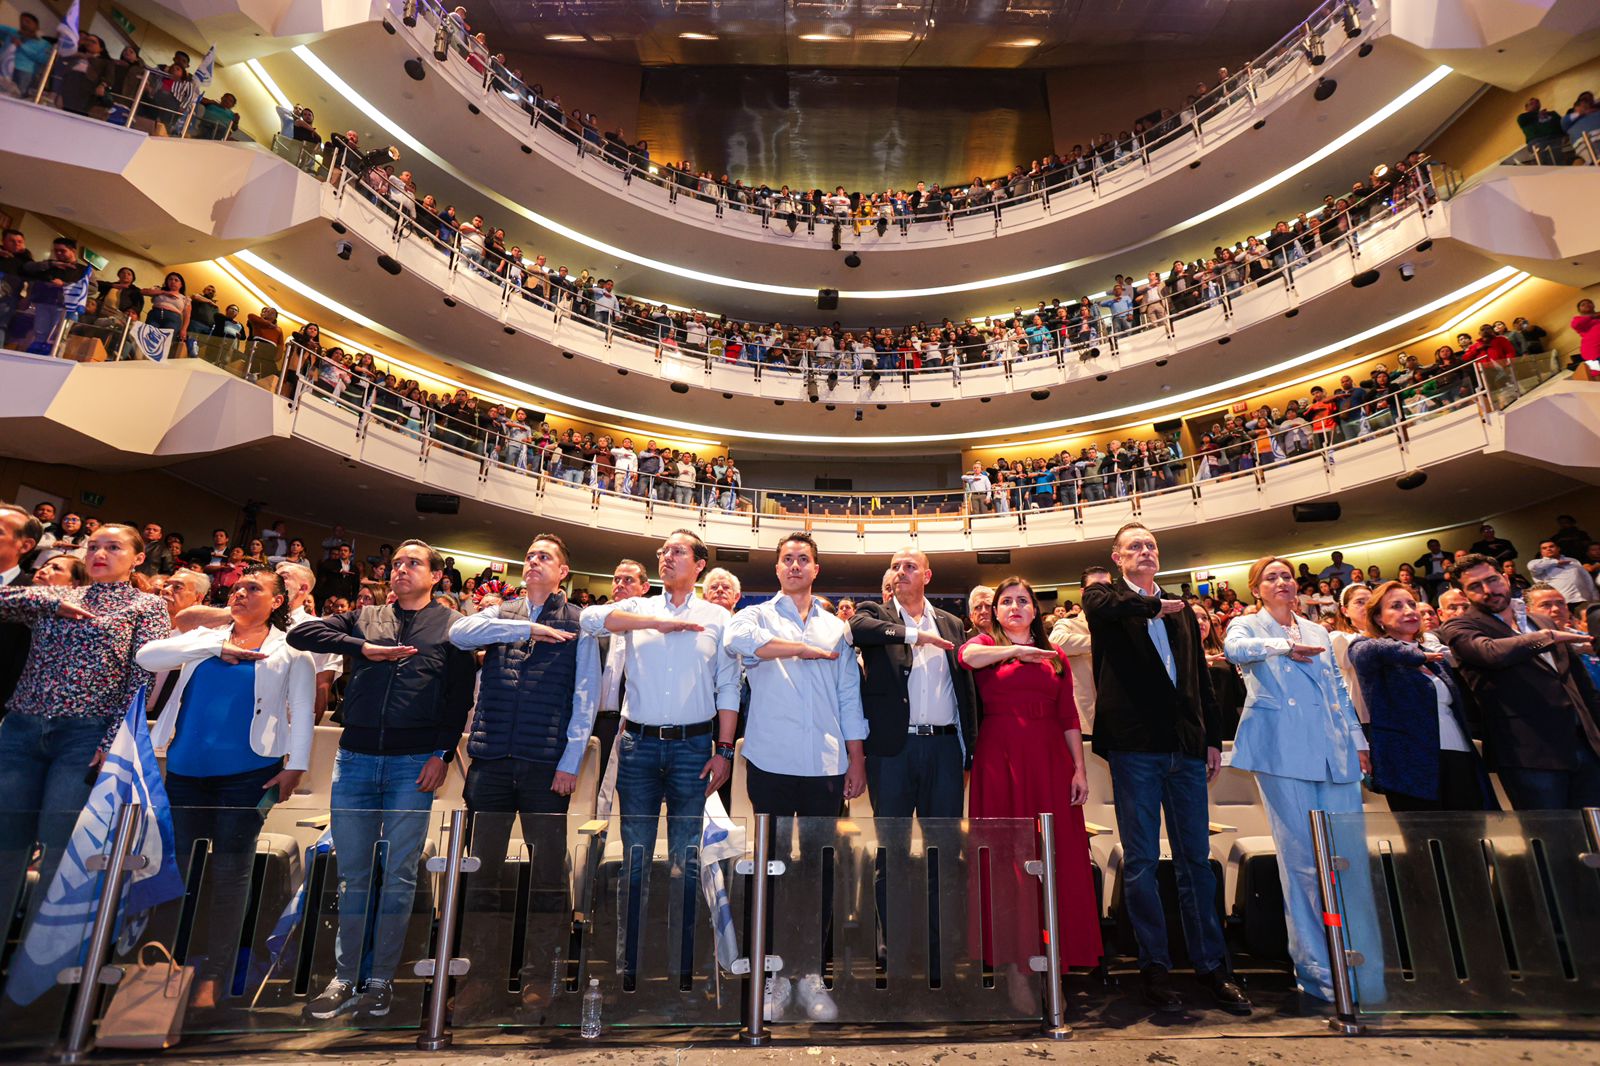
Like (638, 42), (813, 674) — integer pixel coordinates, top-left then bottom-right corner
(1582, 808), (1600, 869)
(54, 802), (145, 1064)
(1309, 809), (1364, 1035)
(31, 44), (59, 105)
(415, 808), (480, 1051)
(1027, 812), (1071, 1039)
(738, 812), (775, 1046)
(125, 68), (151, 128)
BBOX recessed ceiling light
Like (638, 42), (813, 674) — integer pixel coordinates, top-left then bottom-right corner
(999, 38), (1042, 48)
(678, 32), (718, 40)
(857, 30), (914, 42)
(544, 34), (585, 42)
(799, 33), (848, 42)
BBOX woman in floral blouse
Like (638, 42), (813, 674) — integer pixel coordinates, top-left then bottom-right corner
(0, 523), (170, 917)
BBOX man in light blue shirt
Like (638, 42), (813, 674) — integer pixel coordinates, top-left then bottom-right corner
(580, 530), (740, 979)
(723, 531), (865, 1021)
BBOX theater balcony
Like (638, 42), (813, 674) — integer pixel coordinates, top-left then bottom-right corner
(1391, 0), (1600, 88)
(251, 0), (1479, 314)
(5, 347), (1593, 586)
(228, 170), (1509, 439)
(1442, 167), (1600, 287)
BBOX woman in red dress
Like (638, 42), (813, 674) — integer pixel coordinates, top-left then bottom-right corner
(959, 576), (1102, 1008)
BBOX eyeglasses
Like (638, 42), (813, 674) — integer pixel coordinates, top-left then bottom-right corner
(655, 546), (693, 559)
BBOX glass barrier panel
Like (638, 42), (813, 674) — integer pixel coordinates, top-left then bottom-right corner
(1327, 810), (1600, 1017)
(0, 808), (104, 1050)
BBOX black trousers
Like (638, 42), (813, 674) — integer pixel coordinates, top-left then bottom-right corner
(743, 762), (845, 969)
(1382, 749), (1490, 811)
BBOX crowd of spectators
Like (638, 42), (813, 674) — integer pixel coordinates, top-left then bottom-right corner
(428, 2), (1318, 223)
(338, 138), (1435, 375)
(1515, 88), (1600, 165)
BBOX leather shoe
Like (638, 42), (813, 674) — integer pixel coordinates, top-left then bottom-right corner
(1201, 969), (1253, 1015)
(1140, 965), (1183, 1012)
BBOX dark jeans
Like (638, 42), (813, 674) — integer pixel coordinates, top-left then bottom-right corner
(1107, 750), (1227, 974)
(0, 714), (109, 932)
(1497, 741), (1600, 810)
(615, 729), (712, 977)
(867, 734), (964, 971)
(464, 757), (571, 916)
(166, 764), (280, 983)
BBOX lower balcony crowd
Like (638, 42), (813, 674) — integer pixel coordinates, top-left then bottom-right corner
(1, 493), (1598, 1037)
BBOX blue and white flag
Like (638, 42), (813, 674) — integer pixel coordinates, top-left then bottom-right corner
(698, 794), (744, 972)
(193, 44), (215, 86)
(55, 0), (79, 57)
(130, 321), (174, 361)
(0, 40), (18, 86)
(246, 828), (332, 1002)
(3, 691), (185, 1006)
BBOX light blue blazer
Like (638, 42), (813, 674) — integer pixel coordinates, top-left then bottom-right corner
(1223, 611), (1367, 784)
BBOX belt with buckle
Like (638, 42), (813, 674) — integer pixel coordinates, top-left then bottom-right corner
(906, 724), (958, 736)
(623, 719), (716, 740)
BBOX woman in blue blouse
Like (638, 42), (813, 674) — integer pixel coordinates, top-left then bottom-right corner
(1225, 556), (1382, 1003)
(137, 566), (315, 1007)
(1346, 581), (1495, 811)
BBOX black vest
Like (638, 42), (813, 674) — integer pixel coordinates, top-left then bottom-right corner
(468, 593), (583, 764)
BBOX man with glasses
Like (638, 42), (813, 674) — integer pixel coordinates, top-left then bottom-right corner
(1441, 553), (1600, 809)
(581, 530), (740, 981)
(593, 558), (650, 774)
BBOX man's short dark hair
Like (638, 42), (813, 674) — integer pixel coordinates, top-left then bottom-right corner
(1081, 565), (1110, 586)
(1112, 522), (1152, 549)
(213, 528), (228, 537)
(529, 532), (569, 565)
(52, 236), (77, 250)
(615, 558), (649, 583)
(667, 528), (709, 564)
(1454, 552), (1498, 577)
(1558, 514), (1576, 523)
(396, 538), (444, 573)
(776, 531), (819, 562)
(1, 228), (22, 241)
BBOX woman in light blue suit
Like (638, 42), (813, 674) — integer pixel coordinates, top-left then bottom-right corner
(1224, 556), (1383, 1004)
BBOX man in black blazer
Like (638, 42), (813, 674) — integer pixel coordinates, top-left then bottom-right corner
(850, 549), (976, 818)
(1441, 554), (1600, 809)
(1084, 522), (1247, 1016)
(0, 506), (41, 720)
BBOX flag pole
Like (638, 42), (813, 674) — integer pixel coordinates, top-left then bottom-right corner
(54, 802), (143, 1065)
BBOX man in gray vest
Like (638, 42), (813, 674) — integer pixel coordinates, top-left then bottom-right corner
(448, 533), (600, 980)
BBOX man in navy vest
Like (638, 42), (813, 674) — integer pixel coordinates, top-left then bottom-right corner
(581, 530), (741, 981)
(448, 533), (600, 959)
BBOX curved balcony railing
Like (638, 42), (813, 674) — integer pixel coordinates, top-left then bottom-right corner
(323, 160), (1447, 402)
(269, 347), (1563, 548)
(390, 0), (1380, 248)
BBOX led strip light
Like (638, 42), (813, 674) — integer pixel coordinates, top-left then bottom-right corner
(290, 44), (1455, 301)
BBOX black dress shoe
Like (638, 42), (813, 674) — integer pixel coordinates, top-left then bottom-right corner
(1200, 969), (1253, 1015)
(1140, 965), (1184, 1012)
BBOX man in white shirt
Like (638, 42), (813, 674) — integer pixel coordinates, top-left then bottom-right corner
(962, 462), (991, 514)
(1050, 567), (1110, 736)
(581, 530), (739, 980)
(1527, 539), (1599, 608)
(724, 532), (865, 1022)
(611, 437), (639, 496)
(1317, 551), (1356, 585)
(277, 561), (342, 722)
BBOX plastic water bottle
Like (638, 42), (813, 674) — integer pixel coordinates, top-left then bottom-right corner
(580, 978), (602, 1038)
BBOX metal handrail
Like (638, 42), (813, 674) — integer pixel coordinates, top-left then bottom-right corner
(394, 0), (1376, 241)
(324, 156), (1440, 392)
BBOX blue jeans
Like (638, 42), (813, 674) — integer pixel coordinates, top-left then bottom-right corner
(329, 750), (437, 984)
(1108, 750), (1227, 974)
(614, 729), (709, 976)
(0, 714), (109, 927)
(1497, 743), (1600, 810)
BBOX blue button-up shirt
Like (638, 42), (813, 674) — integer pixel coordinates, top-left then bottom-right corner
(1126, 577), (1176, 684)
(724, 592), (867, 776)
(579, 593), (740, 725)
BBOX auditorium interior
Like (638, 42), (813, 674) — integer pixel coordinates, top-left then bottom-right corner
(2, 0), (1600, 1061)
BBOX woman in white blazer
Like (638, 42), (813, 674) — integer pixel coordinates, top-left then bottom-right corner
(136, 566), (314, 1007)
(1224, 556), (1383, 1006)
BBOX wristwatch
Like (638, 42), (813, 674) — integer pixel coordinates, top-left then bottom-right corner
(430, 749), (449, 761)
(714, 742), (736, 761)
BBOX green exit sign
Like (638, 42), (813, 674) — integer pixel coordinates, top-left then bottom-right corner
(110, 9), (137, 38)
(81, 490), (106, 507)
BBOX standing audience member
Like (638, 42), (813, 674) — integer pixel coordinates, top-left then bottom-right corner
(591, 559), (651, 777)
(0, 506), (41, 718)
(1527, 539), (1598, 609)
(960, 577), (1100, 1009)
(0, 524), (170, 928)
(1441, 554), (1600, 809)
(288, 540), (477, 1020)
(967, 585), (995, 638)
(138, 567), (315, 1007)
(1049, 568), (1109, 736)
(1224, 557), (1378, 1004)
(1084, 523), (1247, 1015)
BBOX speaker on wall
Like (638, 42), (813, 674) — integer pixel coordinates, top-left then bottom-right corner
(1293, 501), (1341, 522)
(1152, 417), (1183, 434)
(976, 550), (1012, 565)
(416, 493), (461, 515)
(817, 288), (839, 311)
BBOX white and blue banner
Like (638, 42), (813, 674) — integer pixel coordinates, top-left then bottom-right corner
(130, 321), (174, 361)
(4, 691), (184, 1006)
(697, 794), (744, 972)
(55, 0), (79, 57)
(246, 828), (332, 1002)
(193, 44), (216, 86)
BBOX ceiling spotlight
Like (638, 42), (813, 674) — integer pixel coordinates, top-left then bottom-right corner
(1341, 1), (1362, 38)
(858, 30), (914, 42)
(678, 32), (718, 40)
(544, 34), (585, 42)
(998, 38), (1041, 48)
(1304, 29), (1325, 65)
(1313, 77), (1338, 101)
(799, 32), (847, 42)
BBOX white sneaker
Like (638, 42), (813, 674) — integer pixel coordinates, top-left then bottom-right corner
(761, 976), (791, 1022)
(794, 974), (838, 1021)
